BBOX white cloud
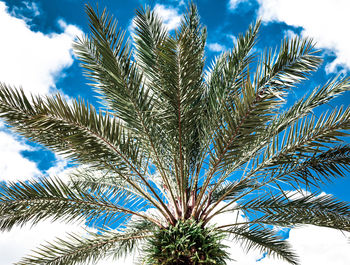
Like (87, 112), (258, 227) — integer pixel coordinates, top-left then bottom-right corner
(258, 226), (350, 265)
(0, 220), (85, 264)
(0, 219), (134, 265)
(284, 29), (298, 39)
(128, 4), (181, 40)
(0, 130), (40, 181)
(0, 1), (83, 96)
(257, 0), (350, 73)
(208, 42), (227, 52)
(45, 153), (69, 179)
(289, 226), (350, 265)
(0, 0), (83, 182)
(228, 0), (249, 10)
(153, 4), (182, 31)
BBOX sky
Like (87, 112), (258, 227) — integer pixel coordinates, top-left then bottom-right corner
(0, 0), (349, 264)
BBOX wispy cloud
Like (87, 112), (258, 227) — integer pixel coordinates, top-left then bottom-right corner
(10, 0), (40, 21)
(257, 0), (350, 73)
(228, 0), (250, 10)
(208, 42), (227, 52)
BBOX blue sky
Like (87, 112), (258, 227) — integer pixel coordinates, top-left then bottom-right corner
(0, 0), (349, 264)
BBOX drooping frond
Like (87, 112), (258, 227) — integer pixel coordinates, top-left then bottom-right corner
(239, 192), (350, 231)
(224, 225), (298, 265)
(0, 177), (155, 231)
(16, 219), (155, 265)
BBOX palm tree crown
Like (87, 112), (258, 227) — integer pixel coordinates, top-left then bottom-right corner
(0, 3), (350, 265)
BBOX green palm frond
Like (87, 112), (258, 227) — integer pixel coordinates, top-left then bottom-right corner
(0, 177), (155, 231)
(0, 2), (350, 265)
(224, 225), (298, 265)
(74, 6), (180, 217)
(74, 5), (163, 157)
(0, 84), (140, 171)
(133, 6), (170, 82)
(16, 219), (154, 265)
(267, 76), (350, 135)
(254, 37), (321, 92)
(204, 20), (260, 103)
(0, 84), (175, 221)
(281, 145), (350, 187)
(248, 106), (350, 184)
(209, 178), (255, 205)
(239, 192), (350, 231)
(194, 37), (323, 216)
(213, 37), (321, 168)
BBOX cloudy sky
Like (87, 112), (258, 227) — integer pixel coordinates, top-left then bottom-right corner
(0, 0), (349, 264)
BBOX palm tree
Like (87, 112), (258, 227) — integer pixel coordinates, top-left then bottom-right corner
(0, 3), (350, 265)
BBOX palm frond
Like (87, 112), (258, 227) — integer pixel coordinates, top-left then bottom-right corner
(74, 6), (181, 216)
(194, 37), (322, 216)
(249, 106), (350, 184)
(239, 192), (350, 231)
(200, 20), (260, 168)
(147, 4), (207, 217)
(224, 225), (298, 265)
(286, 145), (350, 187)
(213, 37), (322, 172)
(268, 76), (350, 135)
(133, 6), (168, 82)
(0, 84), (140, 171)
(210, 178), (255, 204)
(0, 177), (155, 231)
(0, 84), (176, 221)
(254, 37), (321, 92)
(16, 219), (154, 265)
